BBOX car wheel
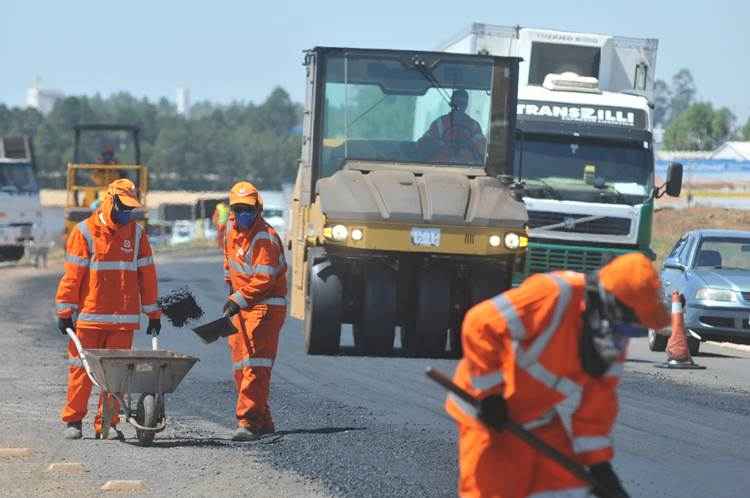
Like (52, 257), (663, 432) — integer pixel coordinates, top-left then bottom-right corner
(688, 336), (700, 356)
(648, 328), (668, 352)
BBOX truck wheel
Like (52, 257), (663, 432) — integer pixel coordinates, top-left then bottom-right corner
(648, 328), (668, 352)
(0, 246), (25, 262)
(404, 266), (450, 358)
(304, 250), (342, 355)
(353, 262), (396, 355)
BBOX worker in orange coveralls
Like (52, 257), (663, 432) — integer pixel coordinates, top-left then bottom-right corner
(222, 181), (287, 441)
(212, 201), (229, 250)
(56, 179), (161, 440)
(446, 253), (670, 498)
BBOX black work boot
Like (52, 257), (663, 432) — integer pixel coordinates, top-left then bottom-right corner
(64, 421), (83, 440)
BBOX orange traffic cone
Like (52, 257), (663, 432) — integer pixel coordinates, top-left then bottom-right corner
(656, 292), (705, 369)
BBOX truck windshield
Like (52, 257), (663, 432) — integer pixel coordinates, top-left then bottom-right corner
(514, 135), (652, 204)
(0, 163), (38, 194)
(318, 53), (497, 178)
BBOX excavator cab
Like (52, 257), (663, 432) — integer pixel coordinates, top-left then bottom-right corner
(64, 124), (148, 238)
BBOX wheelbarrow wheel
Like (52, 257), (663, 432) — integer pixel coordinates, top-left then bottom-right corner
(99, 394), (112, 440)
(136, 393), (158, 446)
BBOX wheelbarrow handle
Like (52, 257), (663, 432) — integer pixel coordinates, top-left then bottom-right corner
(65, 327), (104, 390)
(425, 367), (628, 498)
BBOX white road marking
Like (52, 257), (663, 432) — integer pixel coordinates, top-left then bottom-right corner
(101, 480), (145, 492)
(47, 462), (86, 472)
(0, 448), (32, 458)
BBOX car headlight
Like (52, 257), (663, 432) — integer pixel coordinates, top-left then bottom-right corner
(351, 228), (364, 241)
(695, 288), (737, 302)
(330, 224), (349, 241)
(504, 233), (520, 250)
(488, 235), (502, 247)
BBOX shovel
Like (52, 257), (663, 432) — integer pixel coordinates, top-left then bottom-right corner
(191, 313), (238, 344)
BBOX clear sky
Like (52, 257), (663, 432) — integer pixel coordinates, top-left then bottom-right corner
(1, 0), (748, 122)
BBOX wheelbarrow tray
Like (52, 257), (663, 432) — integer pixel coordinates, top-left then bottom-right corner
(82, 349), (198, 394)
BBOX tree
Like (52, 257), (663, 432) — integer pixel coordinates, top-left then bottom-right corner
(663, 102), (736, 151)
(741, 118), (750, 141)
(668, 69), (696, 122)
(652, 79), (672, 128)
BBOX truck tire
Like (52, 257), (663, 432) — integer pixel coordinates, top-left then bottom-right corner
(304, 249), (342, 355)
(353, 262), (397, 355)
(404, 266), (450, 358)
(0, 246), (25, 262)
(648, 328), (668, 352)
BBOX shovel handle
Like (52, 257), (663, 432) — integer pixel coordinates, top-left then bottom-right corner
(426, 368), (627, 498)
(65, 327), (103, 390)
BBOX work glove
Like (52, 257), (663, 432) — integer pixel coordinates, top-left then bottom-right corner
(590, 461), (629, 498)
(146, 318), (162, 336)
(58, 317), (74, 336)
(223, 299), (241, 317)
(477, 394), (508, 433)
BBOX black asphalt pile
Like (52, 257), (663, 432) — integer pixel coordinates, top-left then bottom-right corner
(158, 286), (204, 327)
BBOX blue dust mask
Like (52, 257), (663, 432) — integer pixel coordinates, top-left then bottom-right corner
(112, 207), (132, 225)
(235, 210), (257, 230)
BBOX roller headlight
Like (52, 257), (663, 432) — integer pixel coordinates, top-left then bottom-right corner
(504, 233), (520, 250)
(488, 235), (502, 248)
(351, 228), (364, 241)
(331, 224), (349, 241)
(695, 288), (736, 302)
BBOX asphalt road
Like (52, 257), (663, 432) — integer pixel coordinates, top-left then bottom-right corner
(2, 250), (750, 497)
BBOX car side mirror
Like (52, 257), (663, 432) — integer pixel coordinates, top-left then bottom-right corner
(663, 261), (685, 271)
(665, 162), (683, 197)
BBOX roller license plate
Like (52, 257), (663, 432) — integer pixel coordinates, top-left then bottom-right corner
(410, 227), (441, 247)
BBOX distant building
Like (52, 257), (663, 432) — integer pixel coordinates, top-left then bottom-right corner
(176, 86), (191, 118)
(26, 78), (65, 114)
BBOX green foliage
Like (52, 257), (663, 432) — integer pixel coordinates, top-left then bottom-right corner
(741, 118), (750, 141)
(654, 68), (697, 128)
(0, 87), (302, 190)
(663, 102), (736, 151)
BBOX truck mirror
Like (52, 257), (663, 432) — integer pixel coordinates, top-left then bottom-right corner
(665, 162), (683, 197)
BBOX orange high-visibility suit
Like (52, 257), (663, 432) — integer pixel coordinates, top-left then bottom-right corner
(224, 183), (287, 433)
(56, 180), (159, 434)
(447, 254), (669, 498)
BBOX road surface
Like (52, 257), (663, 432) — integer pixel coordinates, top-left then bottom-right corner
(1, 250), (749, 497)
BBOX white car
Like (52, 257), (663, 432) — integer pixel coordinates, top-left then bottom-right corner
(264, 207), (286, 237)
(170, 220), (196, 245)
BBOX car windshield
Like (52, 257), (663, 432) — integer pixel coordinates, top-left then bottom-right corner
(694, 237), (750, 271)
(0, 163), (38, 194)
(514, 135), (653, 204)
(318, 52), (499, 177)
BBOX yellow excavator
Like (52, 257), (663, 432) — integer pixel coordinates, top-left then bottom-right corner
(64, 124), (148, 239)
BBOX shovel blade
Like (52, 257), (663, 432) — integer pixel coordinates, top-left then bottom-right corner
(191, 316), (238, 344)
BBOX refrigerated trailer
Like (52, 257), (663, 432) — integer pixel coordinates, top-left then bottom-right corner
(441, 23), (682, 277)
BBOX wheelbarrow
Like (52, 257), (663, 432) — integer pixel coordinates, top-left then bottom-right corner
(66, 328), (198, 446)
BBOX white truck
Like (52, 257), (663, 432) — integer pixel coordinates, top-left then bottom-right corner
(441, 23), (682, 278)
(0, 136), (43, 262)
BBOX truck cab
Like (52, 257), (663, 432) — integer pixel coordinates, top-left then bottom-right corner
(290, 47), (527, 357)
(442, 24), (682, 277)
(0, 136), (41, 262)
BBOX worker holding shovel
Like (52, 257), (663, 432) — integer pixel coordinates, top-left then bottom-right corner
(221, 181), (287, 441)
(444, 253), (670, 498)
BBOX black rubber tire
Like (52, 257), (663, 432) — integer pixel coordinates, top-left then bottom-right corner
(648, 328), (668, 352)
(688, 336), (701, 356)
(136, 393), (157, 446)
(304, 249), (342, 355)
(353, 262), (397, 356)
(0, 246), (25, 262)
(404, 266), (451, 358)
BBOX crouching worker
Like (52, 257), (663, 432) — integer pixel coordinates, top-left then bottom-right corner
(446, 253), (670, 497)
(222, 181), (287, 441)
(56, 179), (161, 440)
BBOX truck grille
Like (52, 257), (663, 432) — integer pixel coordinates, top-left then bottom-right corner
(528, 211), (631, 236)
(527, 246), (606, 273)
